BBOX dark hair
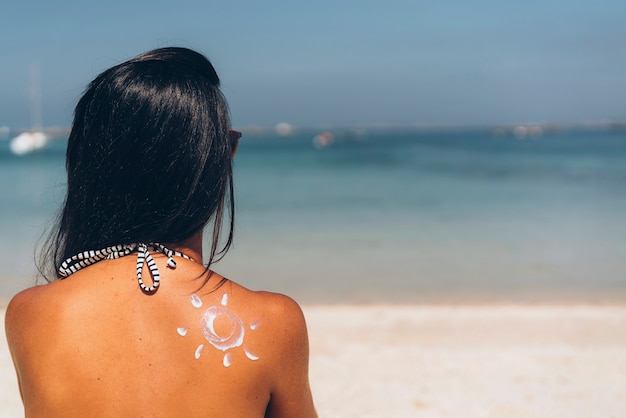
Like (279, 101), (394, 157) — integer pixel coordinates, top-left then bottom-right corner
(39, 47), (235, 285)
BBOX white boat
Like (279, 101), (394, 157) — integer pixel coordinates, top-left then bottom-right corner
(9, 62), (49, 155)
(10, 131), (48, 155)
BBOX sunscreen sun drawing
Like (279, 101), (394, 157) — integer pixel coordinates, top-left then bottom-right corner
(177, 293), (260, 367)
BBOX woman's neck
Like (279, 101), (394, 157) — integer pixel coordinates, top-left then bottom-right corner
(165, 230), (204, 264)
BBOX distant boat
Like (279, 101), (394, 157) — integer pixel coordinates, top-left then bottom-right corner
(313, 131), (334, 149)
(10, 62), (49, 155)
(10, 131), (48, 155)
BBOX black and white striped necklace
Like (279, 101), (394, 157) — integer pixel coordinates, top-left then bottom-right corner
(58, 243), (194, 294)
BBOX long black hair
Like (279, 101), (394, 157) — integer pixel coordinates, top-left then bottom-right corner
(39, 47), (235, 285)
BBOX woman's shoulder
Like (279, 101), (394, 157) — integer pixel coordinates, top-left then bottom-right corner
(225, 282), (309, 340)
(232, 283), (304, 322)
(219, 282), (310, 362)
(6, 282), (57, 325)
(228, 286), (316, 417)
(250, 289), (306, 320)
(6, 277), (78, 317)
(5, 283), (65, 366)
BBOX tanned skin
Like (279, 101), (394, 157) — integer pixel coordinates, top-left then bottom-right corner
(5, 231), (317, 417)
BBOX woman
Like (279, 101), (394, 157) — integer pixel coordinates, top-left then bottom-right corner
(5, 47), (317, 417)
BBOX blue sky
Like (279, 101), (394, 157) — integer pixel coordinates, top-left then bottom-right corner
(1, 0), (626, 129)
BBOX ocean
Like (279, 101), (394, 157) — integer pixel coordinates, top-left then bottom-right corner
(1, 128), (625, 303)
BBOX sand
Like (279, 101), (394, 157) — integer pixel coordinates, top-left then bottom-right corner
(2, 305), (626, 417)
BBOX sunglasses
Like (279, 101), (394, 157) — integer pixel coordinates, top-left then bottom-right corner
(229, 129), (242, 147)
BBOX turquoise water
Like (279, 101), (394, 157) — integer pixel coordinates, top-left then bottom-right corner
(1, 128), (626, 302)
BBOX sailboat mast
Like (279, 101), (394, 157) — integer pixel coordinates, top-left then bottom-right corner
(29, 61), (43, 131)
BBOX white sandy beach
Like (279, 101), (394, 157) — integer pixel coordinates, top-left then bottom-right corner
(2, 304), (626, 417)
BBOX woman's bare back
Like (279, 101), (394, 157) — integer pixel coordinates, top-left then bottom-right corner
(6, 254), (316, 417)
